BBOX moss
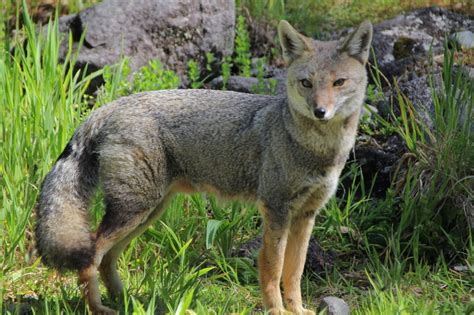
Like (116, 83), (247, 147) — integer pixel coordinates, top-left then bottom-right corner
(393, 36), (417, 60)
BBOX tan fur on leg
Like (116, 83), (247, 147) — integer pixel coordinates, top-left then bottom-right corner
(79, 236), (123, 314)
(282, 212), (316, 315)
(98, 242), (127, 301)
(259, 213), (289, 313)
(79, 265), (117, 315)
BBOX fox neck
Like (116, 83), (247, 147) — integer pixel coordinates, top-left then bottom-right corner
(283, 99), (361, 159)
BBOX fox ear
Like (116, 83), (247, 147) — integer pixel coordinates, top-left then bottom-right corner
(338, 20), (373, 64)
(278, 20), (313, 64)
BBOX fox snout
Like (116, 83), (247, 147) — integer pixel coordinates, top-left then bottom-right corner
(312, 89), (335, 120)
(313, 107), (327, 119)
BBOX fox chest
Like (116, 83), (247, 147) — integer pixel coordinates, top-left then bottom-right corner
(288, 166), (343, 216)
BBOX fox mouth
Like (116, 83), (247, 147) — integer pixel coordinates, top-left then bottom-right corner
(313, 113), (334, 123)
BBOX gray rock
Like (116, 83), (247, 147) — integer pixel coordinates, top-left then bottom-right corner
(452, 264), (470, 273)
(463, 66), (474, 80)
(210, 75), (286, 95)
(57, 0), (235, 89)
(368, 7), (473, 83)
(318, 296), (350, 315)
(450, 31), (474, 49)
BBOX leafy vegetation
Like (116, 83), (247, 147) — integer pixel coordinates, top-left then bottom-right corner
(235, 15), (252, 77)
(96, 58), (180, 106)
(1, 1), (472, 315)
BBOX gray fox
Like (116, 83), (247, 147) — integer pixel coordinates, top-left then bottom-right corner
(35, 20), (372, 314)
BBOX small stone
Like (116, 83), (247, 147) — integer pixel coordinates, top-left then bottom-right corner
(462, 66), (474, 79)
(319, 296), (350, 315)
(450, 31), (474, 49)
(453, 264), (469, 273)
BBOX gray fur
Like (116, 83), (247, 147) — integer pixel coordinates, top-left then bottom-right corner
(338, 20), (373, 64)
(35, 20), (372, 314)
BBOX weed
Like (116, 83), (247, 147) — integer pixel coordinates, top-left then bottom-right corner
(133, 59), (180, 92)
(96, 57), (131, 106)
(235, 15), (251, 77)
(187, 59), (202, 89)
(251, 57), (267, 94)
(0, 4), (98, 312)
(238, 0), (473, 37)
(205, 52), (215, 72)
(386, 44), (473, 261)
(97, 58), (180, 106)
(221, 55), (233, 90)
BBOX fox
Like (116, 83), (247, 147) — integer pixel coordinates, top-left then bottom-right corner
(35, 20), (373, 314)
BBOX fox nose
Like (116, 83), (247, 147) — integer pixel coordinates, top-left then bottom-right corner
(314, 107), (326, 119)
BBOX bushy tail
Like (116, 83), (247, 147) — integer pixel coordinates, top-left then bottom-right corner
(35, 132), (100, 271)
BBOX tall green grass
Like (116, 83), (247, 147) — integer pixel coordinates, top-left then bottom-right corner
(0, 0), (94, 279)
(373, 44), (473, 262)
(0, 5), (99, 312)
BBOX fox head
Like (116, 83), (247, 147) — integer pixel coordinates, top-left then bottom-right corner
(278, 20), (373, 122)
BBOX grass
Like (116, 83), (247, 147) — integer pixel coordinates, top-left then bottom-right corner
(238, 0), (474, 38)
(1, 2), (473, 314)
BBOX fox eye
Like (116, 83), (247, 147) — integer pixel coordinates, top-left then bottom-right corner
(333, 78), (346, 87)
(300, 79), (312, 88)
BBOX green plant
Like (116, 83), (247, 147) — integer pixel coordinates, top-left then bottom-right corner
(251, 57), (267, 94)
(235, 15), (251, 77)
(205, 52), (215, 72)
(388, 45), (473, 261)
(96, 56), (131, 106)
(0, 3), (99, 311)
(133, 59), (180, 92)
(221, 55), (233, 90)
(268, 78), (277, 95)
(187, 59), (202, 89)
(238, 0), (471, 37)
(97, 58), (181, 106)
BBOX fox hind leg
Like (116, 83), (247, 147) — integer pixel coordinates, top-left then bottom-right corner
(98, 195), (173, 302)
(79, 206), (154, 314)
(80, 144), (169, 314)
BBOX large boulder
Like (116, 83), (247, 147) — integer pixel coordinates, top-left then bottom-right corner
(368, 7), (473, 82)
(57, 0), (235, 87)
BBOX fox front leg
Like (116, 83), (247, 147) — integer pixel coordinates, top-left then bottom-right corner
(258, 205), (290, 314)
(282, 210), (317, 315)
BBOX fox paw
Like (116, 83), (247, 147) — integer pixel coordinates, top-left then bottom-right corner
(268, 307), (289, 315)
(287, 307), (315, 315)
